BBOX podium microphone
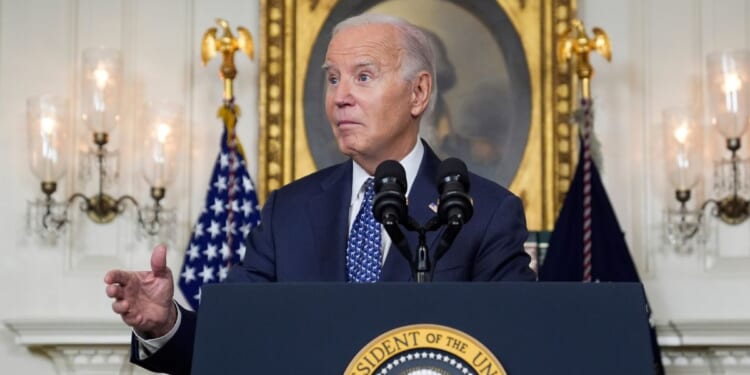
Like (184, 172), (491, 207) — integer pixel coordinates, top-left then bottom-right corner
(372, 160), (414, 271)
(373, 160), (408, 225)
(437, 157), (473, 225)
(433, 158), (473, 262)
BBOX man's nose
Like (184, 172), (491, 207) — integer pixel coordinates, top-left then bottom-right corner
(333, 80), (354, 107)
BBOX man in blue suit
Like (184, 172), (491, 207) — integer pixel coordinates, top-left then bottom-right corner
(105, 13), (535, 374)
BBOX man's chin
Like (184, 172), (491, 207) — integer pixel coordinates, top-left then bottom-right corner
(335, 141), (360, 159)
(340, 149), (358, 160)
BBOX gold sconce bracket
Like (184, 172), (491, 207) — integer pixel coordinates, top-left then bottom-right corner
(83, 194), (119, 224)
(705, 196), (750, 225)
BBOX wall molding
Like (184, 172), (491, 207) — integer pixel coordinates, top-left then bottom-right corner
(4, 319), (133, 375)
(658, 320), (750, 347)
(658, 320), (750, 374)
(5, 318), (750, 374)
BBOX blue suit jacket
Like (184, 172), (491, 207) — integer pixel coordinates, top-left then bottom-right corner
(132, 142), (535, 374)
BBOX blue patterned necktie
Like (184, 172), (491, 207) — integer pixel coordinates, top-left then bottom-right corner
(346, 178), (382, 282)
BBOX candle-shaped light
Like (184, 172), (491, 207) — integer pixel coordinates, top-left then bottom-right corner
(706, 50), (750, 139)
(94, 64), (110, 89)
(664, 108), (703, 191)
(27, 95), (69, 182)
(81, 48), (122, 134)
(141, 101), (181, 188)
(93, 63), (110, 114)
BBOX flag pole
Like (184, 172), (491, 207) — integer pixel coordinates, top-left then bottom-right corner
(178, 19), (261, 309)
(201, 18), (255, 102)
(201, 18), (255, 158)
(557, 19), (611, 282)
(557, 19), (611, 101)
(202, 18), (255, 254)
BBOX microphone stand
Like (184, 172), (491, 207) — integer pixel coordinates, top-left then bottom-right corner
(411, 216), (463, 283)
(415, 226), (430, 283)
(409, 217), (447, 283)
(432, 218), (462, 263)
(381, 215), (415, 274)
(379, 211), (465, 283)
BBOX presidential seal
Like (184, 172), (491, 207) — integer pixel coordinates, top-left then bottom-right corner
(344, 324), (507, 375)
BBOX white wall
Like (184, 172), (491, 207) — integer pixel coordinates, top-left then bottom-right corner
(584, 1), (750, 372)
(0, 0), (259, 373)
(582, 0), (750, 322)
(0, 0), (748, 374)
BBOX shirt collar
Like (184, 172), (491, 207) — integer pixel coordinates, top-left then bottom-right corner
(351, 139), (424, 199)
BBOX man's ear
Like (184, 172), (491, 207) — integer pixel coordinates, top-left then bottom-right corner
(410, 71), (432, 117)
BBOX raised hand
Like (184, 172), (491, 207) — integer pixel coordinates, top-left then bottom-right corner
(104, 244), (177, 338)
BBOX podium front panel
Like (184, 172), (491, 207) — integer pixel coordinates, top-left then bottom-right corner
(193, 282), (654, 374)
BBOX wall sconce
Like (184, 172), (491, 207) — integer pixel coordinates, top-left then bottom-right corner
(27, 48), (179, 239)
(666, 49), (750, 250)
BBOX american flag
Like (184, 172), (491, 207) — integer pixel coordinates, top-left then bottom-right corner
(178, 104), (261, 310)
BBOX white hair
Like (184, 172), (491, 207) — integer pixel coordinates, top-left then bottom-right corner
(332, 13), (438, 114)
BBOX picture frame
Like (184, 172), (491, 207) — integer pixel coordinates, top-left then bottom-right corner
(258, 0), (577, 230)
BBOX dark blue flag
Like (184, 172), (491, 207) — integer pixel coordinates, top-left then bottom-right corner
(539, 103), (664, 374)
(538, 143), (640, 282)
(178, 105), (261, 310)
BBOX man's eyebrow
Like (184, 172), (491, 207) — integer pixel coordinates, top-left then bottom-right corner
(354, 61), (376, 70)
(321, 60), (377, 71)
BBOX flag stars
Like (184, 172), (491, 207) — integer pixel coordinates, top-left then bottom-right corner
(198, 265), (214, 283)
(241, 200), (254, 216)
(188, 244), (200, 261)
(204, 244), (219, 260)
(181, 266), (196, 283)
(226, 199), (240, 213)
(210, 198), (225, 216)
(213, 176), (227, 192)
(219, 265), (229, 281)
(240, 223), (251, 237)
(219, 152), (229, 169)
(178, 132), (263, 310)
(237, 243), (246, 260)
(223, 220), (236, 236)
(220, 243), (232, 260)
(208, 220), (221, 238)
(193, 222), (204, 238)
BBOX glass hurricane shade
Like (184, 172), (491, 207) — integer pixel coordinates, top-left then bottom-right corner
(141, 101), (181, 188)
(27, 95), (69, 182)
(81, 48), (122, 134)
(706, 50), (750, 139)
(664, 108), (703, 191)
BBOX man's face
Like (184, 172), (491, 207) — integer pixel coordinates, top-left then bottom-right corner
(324, 23), (426, 172)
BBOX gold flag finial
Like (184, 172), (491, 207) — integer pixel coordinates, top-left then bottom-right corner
(557, 19), (611, 99)
(201, 18), (254, 101)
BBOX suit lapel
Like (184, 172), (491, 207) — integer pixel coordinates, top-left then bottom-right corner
(381, 141), (444, 281)
(308, 162), (352, 281)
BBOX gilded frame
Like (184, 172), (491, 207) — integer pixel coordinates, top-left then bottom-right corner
(259, 0), (577, 230)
